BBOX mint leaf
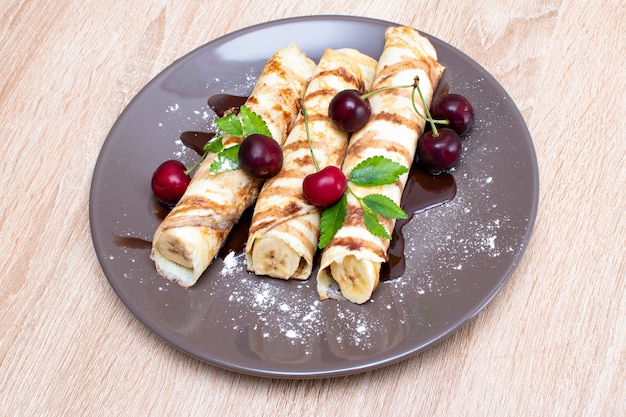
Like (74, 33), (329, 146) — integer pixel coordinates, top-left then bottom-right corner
(349, 156), (409, 186)
(215, 113), (243, 137)
(318, 194), (348, 249)
(363, 194), (408, 219)
(209, 144), (240, 174)
(363, 207), (391, 239)
(203, 135), (224, 153)
(239, 105), (272, 138)
(203, 106), (273, 175)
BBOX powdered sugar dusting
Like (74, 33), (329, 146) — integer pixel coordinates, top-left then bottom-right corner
(197, 251), (421, 356)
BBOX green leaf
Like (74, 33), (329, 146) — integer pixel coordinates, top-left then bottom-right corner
(215, 113), (243, 137)
(349, 156), (409, 187)
(239, 105), (272, 138)
(363, 207), (392, 240)
(318, 194), (348, 249)
(203, 135), (224, 153)
(363, 194), (408, 219)
(209, 144), (240, 174)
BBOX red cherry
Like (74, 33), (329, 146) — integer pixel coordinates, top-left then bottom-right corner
(431, 93), (474, 136)
(328, 89), (371, 132)
(302, 166), (347, 207)
(416, 128), (462, 174)
(238, 133), (283, 178)
(151, 160), (190, 207)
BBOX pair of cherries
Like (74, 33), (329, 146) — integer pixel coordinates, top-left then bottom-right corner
(328, 88), (474, 176)
(303, 88), (474, 207)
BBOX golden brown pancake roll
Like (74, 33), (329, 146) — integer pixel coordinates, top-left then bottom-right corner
(245, 48), (377, 280)
(317, 26), (445, 303)
(151, 43), (316, 287)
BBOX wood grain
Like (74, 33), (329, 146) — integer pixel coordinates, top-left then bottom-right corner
(0, 0), (623, 415)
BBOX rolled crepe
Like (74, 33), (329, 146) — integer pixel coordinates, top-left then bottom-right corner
(317, 26), (445, 304)
(245, 48), (377, 280)
(151, 43), (316, 287)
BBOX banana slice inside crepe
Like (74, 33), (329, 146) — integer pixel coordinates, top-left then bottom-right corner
(317, 26), (445, 304)
(151, 43), (316, 287)
(246, 48), (378, 280)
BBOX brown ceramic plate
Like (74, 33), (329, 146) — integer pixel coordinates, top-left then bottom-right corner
(90, 15), (538, 378)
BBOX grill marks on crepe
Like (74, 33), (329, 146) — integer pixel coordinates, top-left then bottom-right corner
(248, 200), (301, 235)
(315, 67), (368, 92)
(317, 26), (445, 304)
(246, 51), (313, 139)
(165, 177), (262, 230)
(150, 43), (316, 287)
(245, 48), (378, 280)
(370, 110), (419, 132)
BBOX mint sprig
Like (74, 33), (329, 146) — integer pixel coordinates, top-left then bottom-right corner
(203, 105), (272, 174)
(318, 156), (408, 248)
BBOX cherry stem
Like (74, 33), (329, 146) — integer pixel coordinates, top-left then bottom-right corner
(185, 152), (207, 175)
(360, 83), (413, 100)
(346, 185), (365, 207)
(360, 77), (448, 134)
(300, 99), (321, 172)
(345, 186), (369, 222)
(410, 94), (449, 128)
(412, 76), (440, 137)
(345, 181), (377, 218)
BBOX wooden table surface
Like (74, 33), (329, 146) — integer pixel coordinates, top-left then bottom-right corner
(1, 0), (623, 415)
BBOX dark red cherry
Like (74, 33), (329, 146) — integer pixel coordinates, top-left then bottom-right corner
(431, 93), (474, 136)
(302, 166), (347, 207)
(416, 128), (462, 174)
(328, 89), (371, 132)
(151, 160), (191, 207)
(238, 134), (283, 178)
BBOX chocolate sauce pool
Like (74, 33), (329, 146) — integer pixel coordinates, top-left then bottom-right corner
(113, 235), (152, 250)
(117, 93), (457, 282)
(179, 131), (215, 155)
(380, 168), (455, 281)
(207, 94), (248, 117)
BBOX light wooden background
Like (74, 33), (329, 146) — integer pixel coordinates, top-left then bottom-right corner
(1, 0), (623, 416)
